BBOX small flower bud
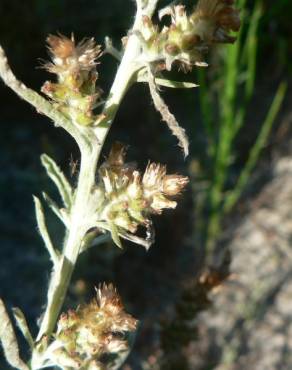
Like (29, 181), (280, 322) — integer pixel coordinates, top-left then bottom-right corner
(162, 174), (189, 196)
(165, 43), (180, 56)
(88, 360), (106, 370)
(42, 34), (103, 126)
(46, 34), (101, 75)
(151, 194), (177, 214)
(181, 34), (201, 51)
(191, 0), (241, 43)
(127, 171), (142, 198)
(51, 348), (82, 368)
(138, 0), (241, 71)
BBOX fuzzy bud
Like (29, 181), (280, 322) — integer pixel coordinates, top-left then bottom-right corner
(162, 174), (190, 196)
(142, 163), (188, 213)
(97, 144), (188, 247)
(42, 34), (103, 126)
(46, 34), (101, 75)
(138, 0), (241, 70)
(46, 284), (137, 369)
(192, 0), (241, 43)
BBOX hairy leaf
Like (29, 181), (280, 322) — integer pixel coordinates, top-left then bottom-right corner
(0, 299), (29, 370)
(148, 68), (189, 157)
(33, 195), (59, 265)
(12, 308), (34, 350)
(41, 154), (73, 208)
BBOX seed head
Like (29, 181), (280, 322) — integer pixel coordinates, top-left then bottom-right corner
(41, 34), (103, 126)
(48, 284), (137, 368)
(142, 162), (189, 213)
(97, 144), (188, 246)
(94, 283), (137, 332)
(46, 34), (101, 75)
(192, 0), (241, 43)
(162, 174), (190, 196)
(138, 0), (241, 70)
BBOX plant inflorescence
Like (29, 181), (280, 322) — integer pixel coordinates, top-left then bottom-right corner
(0, 0), (242, 368)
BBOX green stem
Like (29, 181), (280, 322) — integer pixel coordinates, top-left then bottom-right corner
(36, 146), (99, 341)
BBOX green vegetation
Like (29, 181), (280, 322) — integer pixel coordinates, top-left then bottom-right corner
(192, 0), (286, 258)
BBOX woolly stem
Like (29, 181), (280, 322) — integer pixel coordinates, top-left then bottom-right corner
(34, 0), (159, 344)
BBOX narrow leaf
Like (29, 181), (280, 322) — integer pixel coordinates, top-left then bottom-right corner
(42, 192), (69, 227)
(41, 154), (73, 208)
(0, 299), (29, 370)
(156, 79), (198, 89)
(96, 221), (153, 250)
(148, 68), (189, 157)
(33, 195), (59, 265)
(223, 82), (287, 213)
(109, 223), (123, 249)
(109, 330), (137, 370)
(120, 232), (152, 250)
(12, 308), (34, 350)
(138, 75), (198, 89)
(81, 231), (111, 253)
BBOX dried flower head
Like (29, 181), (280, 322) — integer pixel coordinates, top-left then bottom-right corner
(97, 144), (188, 247)
(47, 284), (137, 369)
(142, 162), (189, 213)
(45, 34), (101, 75)
(93, 284), (137, 333)
(192, 0), (241, 43)
(41, 34), (103, 126)
(138, 0), (241, 70)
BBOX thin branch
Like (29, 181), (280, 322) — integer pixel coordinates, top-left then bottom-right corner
(147, 65), (189, 157)
(104, 37), (122, 61)
(0, 46), (86, 148)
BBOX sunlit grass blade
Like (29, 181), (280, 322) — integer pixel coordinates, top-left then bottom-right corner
(223, 82), (287, 214)
(235, 0), (262, 132)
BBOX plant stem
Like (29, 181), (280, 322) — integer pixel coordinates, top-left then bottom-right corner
(36, 1), (159, 342)
(36, 64), (133, 340)
(0, 47), (87, 149)
(36, 146), (99, 340)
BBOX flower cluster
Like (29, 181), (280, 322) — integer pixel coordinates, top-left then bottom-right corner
(97, 143), (188, 247)
(138, 0), (240, 70)
(41, 34), (103, 126)
(47, 284), (137, 369)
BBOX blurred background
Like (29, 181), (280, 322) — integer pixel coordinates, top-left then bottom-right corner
(0, 0), (291, 368)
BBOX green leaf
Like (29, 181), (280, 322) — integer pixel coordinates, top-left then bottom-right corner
(137, 70), (198, 89)
(12, 308), (34, 350)
(80, 230), (111, 253)
(223, 82), (287, 213)
(42, 192), (69, 227)
(0, 299), (29, 370)
(109, 223), (123, 249)
(153, 78), (199, 89)
(41, 154), (73, 208)
(33, 195), (59, 265)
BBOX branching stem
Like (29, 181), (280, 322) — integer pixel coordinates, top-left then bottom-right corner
(34, 0), (159, 343)
(0, 47), (90, 149)
(0, 1), (160, 366)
